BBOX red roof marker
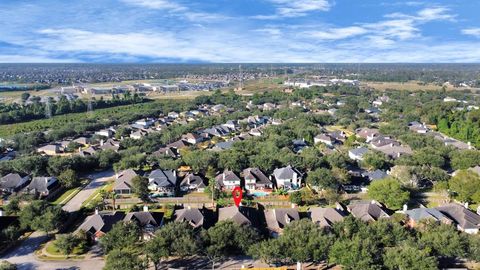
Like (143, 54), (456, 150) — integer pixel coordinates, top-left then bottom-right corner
(232, 186), (243, 207)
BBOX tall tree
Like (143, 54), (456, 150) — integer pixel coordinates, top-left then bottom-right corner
(367, 178), (410, 210)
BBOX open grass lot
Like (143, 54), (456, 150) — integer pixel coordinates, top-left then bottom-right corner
(364, 80), (478, 92)
(239, 78), (285, 94)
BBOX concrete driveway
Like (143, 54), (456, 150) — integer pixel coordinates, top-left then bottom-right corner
(62, 169), (114, 213)
(1, 169), (114, 269)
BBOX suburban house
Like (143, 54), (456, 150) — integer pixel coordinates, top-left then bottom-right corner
(0, 173), (30, 193)
(25, 176), (58, 197)
(215, 170), (241, 190)
(404, 208), (452, 228)
(355, 128), (380, 142)
(329, 130), (347, 142)
(314, 134), (335, 146)
(362, 169), (388, 182)
(436, 203), (480, 234)
(130, 130), (148, 140)
(272, 165), (302, 190)
(153, 147), (179, 159)
(264, 208), (300, 237)
(242, 168), (273, 192)
(113, 169), (138, 195)
(37, 144), (61, 156)
(73, 137), (90, 146)
(370, 137), (400, 149)
(409, 121), (428, 134)
(347, 201), (390, 222)
(309, 206), (346, 228)
(134, 118), (156, 129)
(180, 173), (206, 192)
(348, 147), (369, 161)
(148, 169), (178, 196)
(123, 207), (164, 239)
(182, 133), (204, 145)
(218, 206), (258, 227)
(292, 139), (308, 153)
(95, 129), (114, 138)
(167, 139), (189, 150)
(174, 207), (206, 229)
(99, 139), (120, 152)
(376, 144), (413, 159)
(77, 210), (126, 241)
(223, 120), (239, 130)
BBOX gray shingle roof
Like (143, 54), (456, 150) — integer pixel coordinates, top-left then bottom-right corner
(309, 207), (345, 228)
(243, 168), (272, 185)
(273, 165), (301, 180)
(174, 208), (204, 228)
(436, 203), (480, 230)
(265, 208), (300, 232)
(405, 208), (448, 223)
(77, 212), (125, 234)
(124, 211), (163, 227)
(148, 169), (177, 188)
(348, 201), (390, 221)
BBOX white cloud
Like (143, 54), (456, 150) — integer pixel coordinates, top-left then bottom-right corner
(255, 0), (331, 19)
(121, 0), (185, 11)
(307, 26), (367, 40)
(120, 0), (227, 22)
(462, 28), (480, 38)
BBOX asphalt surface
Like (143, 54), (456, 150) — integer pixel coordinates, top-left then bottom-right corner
(1, 170), (114, 270)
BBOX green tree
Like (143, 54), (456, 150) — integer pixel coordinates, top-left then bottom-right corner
(450, 149), (480, 170)
(131, 176), (149, 201)
(307, 168), (339, 190)
(289, 191), (303, 205)
(368, 178), (410, 209)
(104, 249), (143, 270)
(449, 170), (480, 203)
(383, 245), (438, 270)
(329, 236), (381, 270)
(145, 222), (197, 270)
(361, 151), (389, 170)
(54, 234), (78, 255)
(280, 219), (333, 264)
(19, 201), (65, 234)
(58, 169), (79, 189)
(100, 222), (141, 253)
(201, 220), (260, 269)
(419, 223), (467, 258)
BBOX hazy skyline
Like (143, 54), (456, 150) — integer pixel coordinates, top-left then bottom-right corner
(0, 0), (479, 63)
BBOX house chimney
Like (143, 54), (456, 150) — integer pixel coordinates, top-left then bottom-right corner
(464, 202), (469, 209)
(477, 206), (480, 215)
(403, 204), (408, 212)
(173, 170), (177, 177)
(291, 203), (296, 208)
(95, 208), (99, 215)
(187, 205), (191, 210)
(0, 209), (3, 217)
(100, 139), (104, 146)
(371, 200), (376, 205)
(143, 205), (148, 212)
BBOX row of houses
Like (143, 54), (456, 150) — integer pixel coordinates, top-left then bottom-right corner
(113, 165), (305, 197)
(0, 173), (58, 197)
(76, 200), (480, 244)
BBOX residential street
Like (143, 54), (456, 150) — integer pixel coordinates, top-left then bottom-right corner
(62, 169), (115, 212)
(1, 170), (114, 269)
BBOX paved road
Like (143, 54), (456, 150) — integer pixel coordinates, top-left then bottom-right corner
(62, 169), (114, 212)
(1, 170), (114, 269)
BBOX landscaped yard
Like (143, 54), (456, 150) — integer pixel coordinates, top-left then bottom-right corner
(52, 187), (82, 205)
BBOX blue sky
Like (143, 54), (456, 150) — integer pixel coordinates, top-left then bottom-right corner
(0, 0), (479, 63)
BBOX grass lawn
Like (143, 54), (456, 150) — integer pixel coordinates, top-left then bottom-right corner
(81, 182), (113, 208)
(52, 187), (82, 205)
(45, 241), (85, 257)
